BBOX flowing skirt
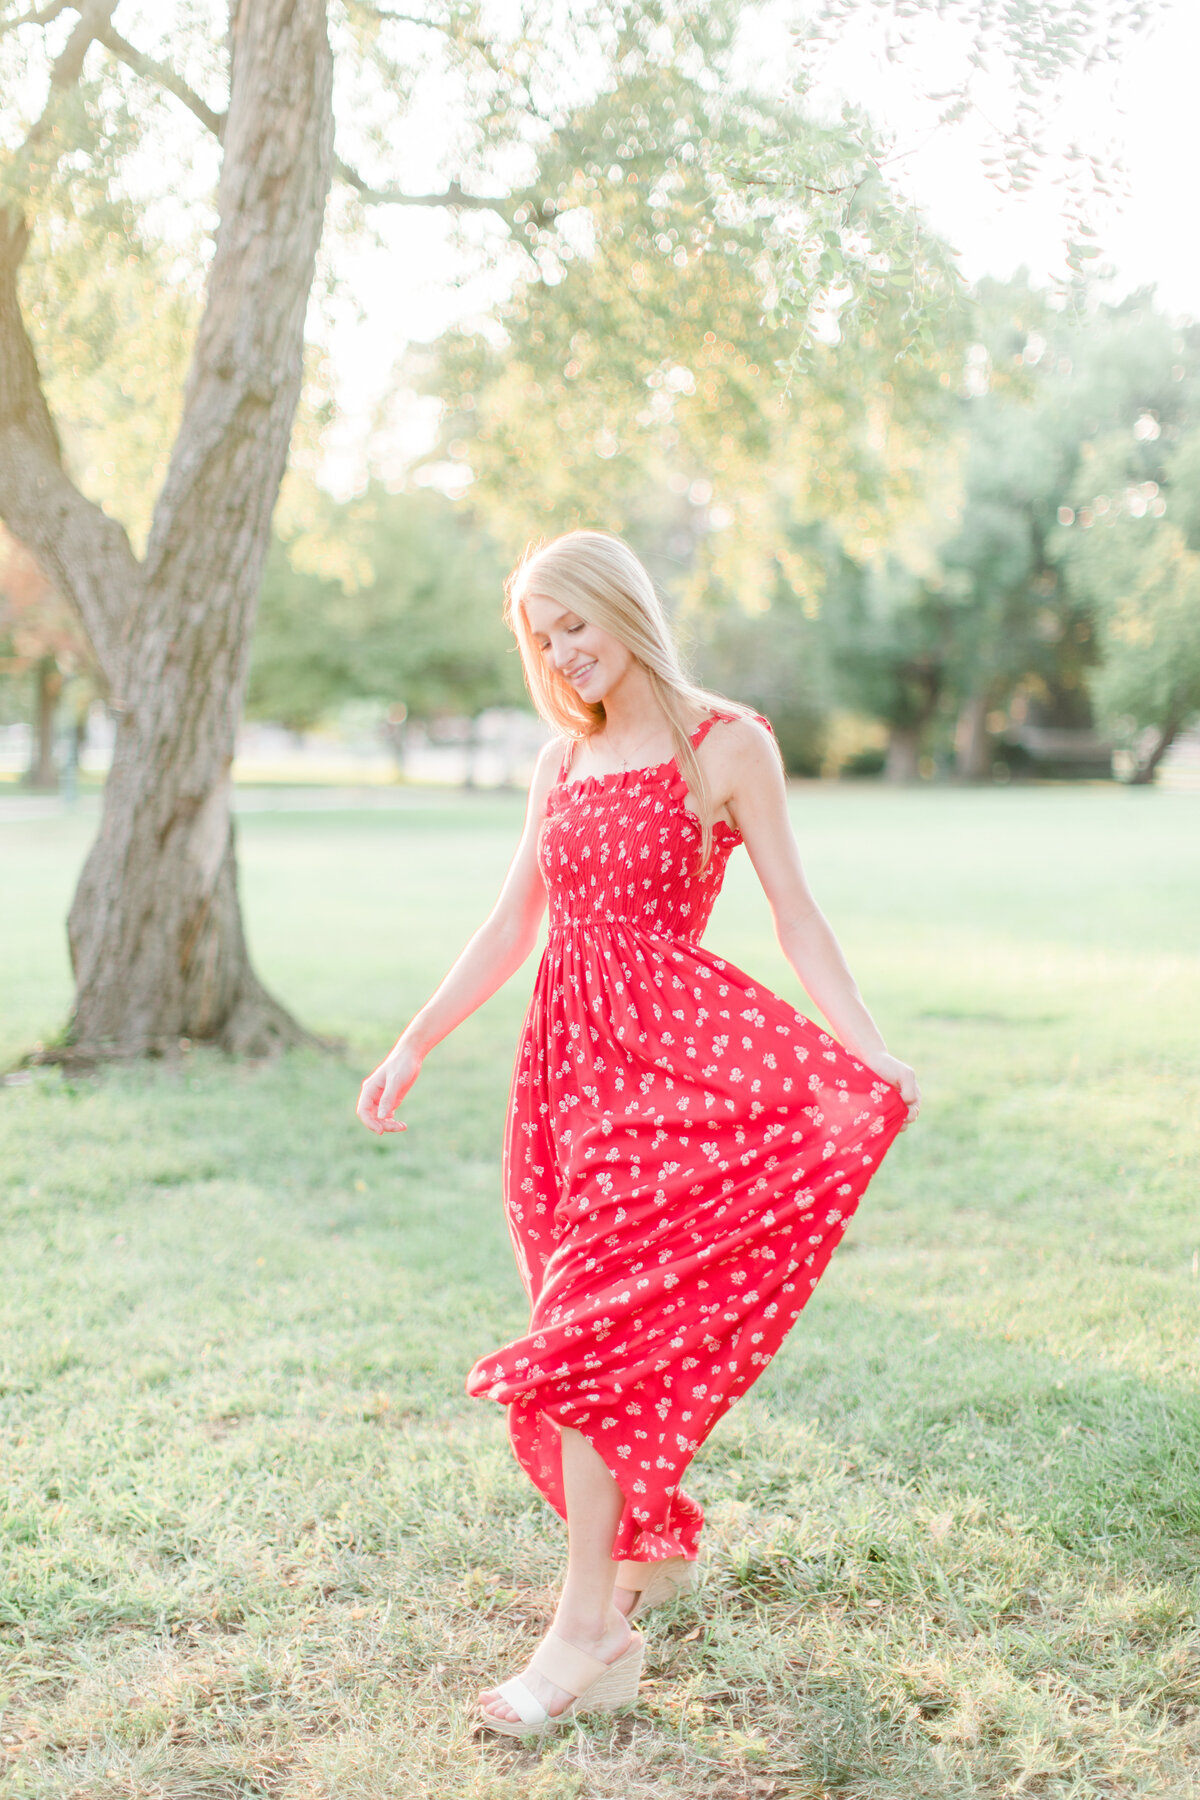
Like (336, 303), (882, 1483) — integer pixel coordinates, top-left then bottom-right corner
(466, 921), (906, 1562)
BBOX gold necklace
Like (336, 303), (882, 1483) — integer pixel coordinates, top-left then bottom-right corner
(604, 722), (663, 770)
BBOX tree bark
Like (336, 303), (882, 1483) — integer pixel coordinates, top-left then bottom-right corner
(0, 0), (335, 1062)
(463, 713), (481, 789)
(1129, 715), (1181, 785)
(885, 724), (921, 782)
(27, 653), (61, 789)
(954, 688), (993, 782)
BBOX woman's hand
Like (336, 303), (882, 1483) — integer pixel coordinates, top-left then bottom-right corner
(861, 1051), (921, 1128)
(356, 1042), (422, 1135)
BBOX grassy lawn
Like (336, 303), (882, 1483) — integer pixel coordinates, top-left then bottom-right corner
(1, 783), (1198, 1800)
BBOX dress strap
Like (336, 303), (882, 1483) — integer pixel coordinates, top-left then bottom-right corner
(557, 736), (579, 782)
(688, 712), (728, 750)
(689, 709), (774, 748)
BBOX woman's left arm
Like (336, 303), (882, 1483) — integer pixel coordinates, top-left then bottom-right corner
(718, 720), (920, 1127)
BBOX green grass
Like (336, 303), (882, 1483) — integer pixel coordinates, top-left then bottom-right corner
(1, 783), (1198, 1800)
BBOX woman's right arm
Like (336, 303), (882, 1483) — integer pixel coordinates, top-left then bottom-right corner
(355, 739), (561, 1135)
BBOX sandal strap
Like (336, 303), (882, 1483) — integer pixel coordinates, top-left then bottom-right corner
(493, 1676), (548, 1726)
(528, 1629), (607, 1699)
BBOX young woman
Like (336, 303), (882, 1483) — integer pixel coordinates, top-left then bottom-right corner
(357, 530), (918, 1738)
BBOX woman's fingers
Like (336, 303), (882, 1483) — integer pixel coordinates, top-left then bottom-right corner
(356, 1080), (382, 1132)
(356, 1053), (416, 1136)
(376, 1068), (408, 1128)
(887, 1062), (920, 1129)
(356, 1068), (397, 1134)
(902, 1068), (921, 1125)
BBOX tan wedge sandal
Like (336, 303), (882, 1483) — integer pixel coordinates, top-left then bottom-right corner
(476, 1627), (645, 1739)
(615, 1556), (699, 1621)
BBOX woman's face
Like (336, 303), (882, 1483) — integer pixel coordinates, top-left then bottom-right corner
(523, 593), (635, 705)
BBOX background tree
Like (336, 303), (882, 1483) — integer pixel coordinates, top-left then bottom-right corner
(0, 528), (92, 788)
(1057, 421), (1200, 782)
(246, 482), (521, 732)
(429, 30), (963, 585)
(914, 279), (1091, 781)
(0, 1), (339, 1060)
(944, 285), (1192, 777)
(822, 554), (952, 780)
(929, 285), (1197, 780)
(688, 553), (831, 776)
(16, 124), (199, 553)
(811, 283), (1200, 781)
(425, 24), (971, 786)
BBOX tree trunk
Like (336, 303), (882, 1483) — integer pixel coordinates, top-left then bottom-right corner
(27, 654), (61, 790)
(0, 1), (335, 1063)
(885, 724), (921, 782)
(954, 689), (992, 782)
(463, 713), (480, 789)
(1129, 716), (1181, 785)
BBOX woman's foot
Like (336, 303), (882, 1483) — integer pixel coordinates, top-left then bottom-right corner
(477, 1603), (633, 1727)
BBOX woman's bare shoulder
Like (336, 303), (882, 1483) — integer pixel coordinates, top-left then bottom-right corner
(711, 711), (777, 766)
(536, 735), (570, 772)
(526, 735), (568, 800)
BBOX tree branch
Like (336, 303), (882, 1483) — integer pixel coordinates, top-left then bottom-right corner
(96, 23), (227, 140)
(362, 7), (437, 24)
(0, 2), (138, 688)
(334, 155), (512, 215)
(34, 0), (108, 85)
(343, 3), (461, 35)
(5, 0), (116, 193)
(0, 209), (141, 690)
(0, 1), (74, 36)
(350, 0), (533, 99)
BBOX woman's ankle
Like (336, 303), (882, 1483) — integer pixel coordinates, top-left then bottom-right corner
(553, 1596), (626, 1645)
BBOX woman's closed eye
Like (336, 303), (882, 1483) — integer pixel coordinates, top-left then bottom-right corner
(537, 624), (585, 652)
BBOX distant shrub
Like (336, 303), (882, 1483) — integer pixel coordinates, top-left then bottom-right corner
(840, 747), (886, 778)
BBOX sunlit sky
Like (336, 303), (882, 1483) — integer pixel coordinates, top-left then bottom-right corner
(309, 0), (1200, 494)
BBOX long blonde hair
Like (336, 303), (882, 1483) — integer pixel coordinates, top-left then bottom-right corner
(505, 529), (768, 868)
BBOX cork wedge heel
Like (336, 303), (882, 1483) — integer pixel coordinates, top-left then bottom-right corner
(615, 1557), (699, 1622)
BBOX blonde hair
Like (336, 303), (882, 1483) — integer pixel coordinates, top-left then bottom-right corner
(505, 529), (768, 868)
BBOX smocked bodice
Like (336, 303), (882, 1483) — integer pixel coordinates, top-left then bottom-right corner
(539, 739), (741, 942)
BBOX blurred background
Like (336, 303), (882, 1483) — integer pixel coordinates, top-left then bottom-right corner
(3, 0), (1198, 803)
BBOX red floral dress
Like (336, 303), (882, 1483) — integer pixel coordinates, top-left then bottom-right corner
(466, 714), (906, 1563)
